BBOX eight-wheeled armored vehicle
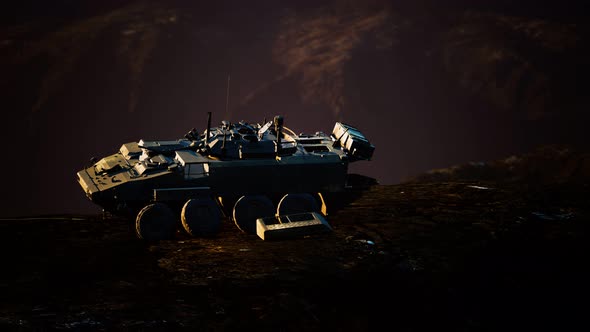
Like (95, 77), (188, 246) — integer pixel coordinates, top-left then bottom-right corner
(77, 113), (374, 240)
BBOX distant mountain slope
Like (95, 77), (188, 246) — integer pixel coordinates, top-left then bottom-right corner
(0, 2), (179, 113)
(1, 1), (586, 120)
(441, 11), (585, 120)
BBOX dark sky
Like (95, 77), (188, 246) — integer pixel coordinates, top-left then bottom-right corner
(1, 0), (588, 217)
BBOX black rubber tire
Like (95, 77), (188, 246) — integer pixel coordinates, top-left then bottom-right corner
(181, 198), (221, 237)
(232, 195), (275, 234)
(276, 193), (320, 216)
(135, 203), (176, 241)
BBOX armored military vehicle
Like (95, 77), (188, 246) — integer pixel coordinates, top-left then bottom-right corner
(77, 113), (374, 240)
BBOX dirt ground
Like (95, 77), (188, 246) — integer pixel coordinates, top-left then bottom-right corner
(1, 180), (588, 331)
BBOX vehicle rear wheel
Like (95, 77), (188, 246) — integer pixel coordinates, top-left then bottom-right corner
(135, 203), (176, 241)
(232, 195), (275, 234)
(181, 197), (221, 237)
(276, 193), (320, 216)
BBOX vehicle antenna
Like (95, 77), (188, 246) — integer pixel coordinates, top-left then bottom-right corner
(205, 111), (212, 144)
(224, 74), (231, 120)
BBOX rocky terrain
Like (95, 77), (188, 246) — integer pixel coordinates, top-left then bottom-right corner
(405, 144), (590, 185)
(1, 160), (588, 330)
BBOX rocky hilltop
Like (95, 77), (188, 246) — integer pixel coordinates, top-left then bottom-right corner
(405, 144), (590, 185)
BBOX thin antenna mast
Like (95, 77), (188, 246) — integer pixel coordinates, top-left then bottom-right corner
(224, 74), (230, 120)
(220, 75), (230, 155)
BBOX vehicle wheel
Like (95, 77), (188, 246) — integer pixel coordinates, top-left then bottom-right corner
(276, 193), (320, 216)
(135, 203), (176, 241)
(181, 198), (221, 237)
(232, 195), (275, 234)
